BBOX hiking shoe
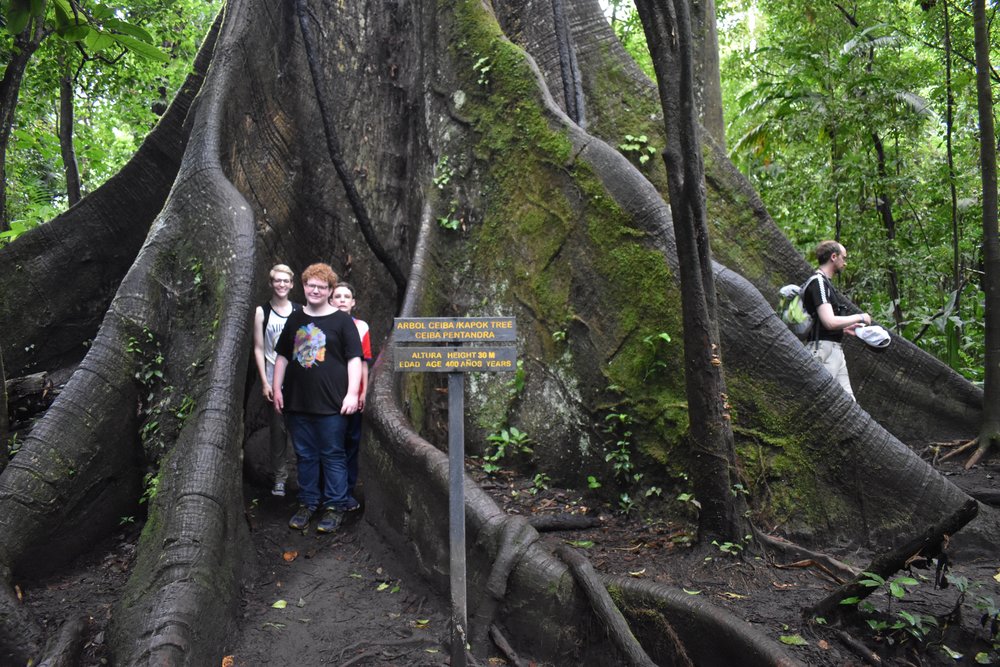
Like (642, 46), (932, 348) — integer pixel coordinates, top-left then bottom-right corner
(345, 497), (361, 512)
(271, 482), (286, 497)
(288, 506), (315, 530)
(316, 508), (344, 534)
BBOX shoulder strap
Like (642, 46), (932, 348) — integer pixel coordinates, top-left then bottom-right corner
(261, 302), (272, 345)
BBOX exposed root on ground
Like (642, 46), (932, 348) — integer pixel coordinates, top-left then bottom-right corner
(755, 530), (859, 583)
(807, 498), (978, 620)
(555, 545), (659, 667)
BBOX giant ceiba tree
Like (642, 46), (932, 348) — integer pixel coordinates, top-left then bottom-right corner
(0, 0), (993, 664)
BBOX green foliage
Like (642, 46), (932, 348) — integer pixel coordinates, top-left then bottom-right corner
(716, 0), (994, 381)
(481, 426), (533, 475)
(3, 0), (220, 226)
(472, 54), (491, 86)
(6, 432), (21, 458)
(139, 471), (158, 504)
(618, 133), (657, 165)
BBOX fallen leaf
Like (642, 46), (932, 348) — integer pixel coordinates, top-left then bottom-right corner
(221, 656), (234, 667)
(817, 640), (829, 650)
(425, 648), (440, 653)
(682, 588), (702, 595)
(415, 619), (430, 628)
(628, 569), (647, 577)
(296, 598), (305, 608)
(272, 599), (287, 609)
(350, 573), (363, 579)
(779, 634), (808, 646)
(772, 581), (796, 590)
(14, 585), (22, 602)
(719, 592), (747, 600)
(376, 582), (389, 591)
(282, 550), (298, 562)
(994, 570), (1000, 584)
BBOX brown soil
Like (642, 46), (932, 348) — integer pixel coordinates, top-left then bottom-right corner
(17, 457), (1000, 666)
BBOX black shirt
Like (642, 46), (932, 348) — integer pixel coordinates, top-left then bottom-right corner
(802, 271), (850, 343)
(275, 309), (363, 414)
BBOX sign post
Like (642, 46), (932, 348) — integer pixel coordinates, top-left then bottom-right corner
(393, 317), (517, 666)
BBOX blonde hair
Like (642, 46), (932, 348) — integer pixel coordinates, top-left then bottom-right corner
(269, 263), (294, 281)
(301, 263), (338, 288)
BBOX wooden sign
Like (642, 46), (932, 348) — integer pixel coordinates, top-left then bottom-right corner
(393, 317), (516, 342)
(395, 346), (517, 372)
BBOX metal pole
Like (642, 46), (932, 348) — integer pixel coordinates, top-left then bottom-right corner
(448, 371), (467, 667)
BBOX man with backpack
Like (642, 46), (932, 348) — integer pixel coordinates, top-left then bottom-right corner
(800, 240), (873, 400)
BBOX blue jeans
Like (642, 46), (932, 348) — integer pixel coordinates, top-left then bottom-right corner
(345, 412), (363, 496)
(285, 413), (350, 510)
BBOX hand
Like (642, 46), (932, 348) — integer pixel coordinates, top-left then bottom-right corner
(273, 390), (284, 414)
(341, 394), (359, 415)
(262, 382), (273, 403)
(357, 394), (366, 411)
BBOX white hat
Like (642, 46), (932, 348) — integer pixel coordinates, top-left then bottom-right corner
(857, 324), (891, 349)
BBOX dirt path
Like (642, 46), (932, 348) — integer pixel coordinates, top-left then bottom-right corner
(227, 491), (454, 667)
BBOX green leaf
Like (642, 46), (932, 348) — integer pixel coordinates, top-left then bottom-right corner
(839, 596), (861, 605)
(564, 540), (594, 548)
(5, 3), (30, 34)
(779, 634), (808, 646)
(271, 599), (287, 609)
(376, 582), (389, 591)
(682, 588), (701, 595)
(104, 17), (154, 43)
(111, 33), (169, 62)
(939, 645), (962, 660)
(85, 29), (117, 52)
(975, 652), (991, 664)
(57, 24), (92, 42)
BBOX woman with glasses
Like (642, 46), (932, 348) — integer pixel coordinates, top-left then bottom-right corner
(253, 263), (301, 496)
(273, 263), (363, 534)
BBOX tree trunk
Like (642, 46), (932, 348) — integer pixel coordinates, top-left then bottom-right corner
(871, 131), (904, 330)
(0, 15), (46, 230)
(944, 0), (963, 370)
(633, 0), (749, 542)
(58, 58), (81, 207)
(970, 0), (1000, 467)
(0, 0), (995, 664)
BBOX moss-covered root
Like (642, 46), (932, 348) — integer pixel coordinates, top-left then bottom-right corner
(609, 575), (805, 667)
(555, 546), (658, 667)
(469, 515), (539, 656)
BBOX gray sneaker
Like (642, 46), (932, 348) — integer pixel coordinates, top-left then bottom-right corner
(316, 508), (344, 534)
(288, 506), (315, 530)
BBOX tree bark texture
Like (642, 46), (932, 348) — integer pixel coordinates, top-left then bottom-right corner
(0, 0), (995, 664)
(632, 0), (748, 542)
(972, 0), (1000, 464)
(58, 63), (82, 207)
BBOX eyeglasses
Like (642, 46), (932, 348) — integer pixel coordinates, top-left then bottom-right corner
(305, 283), (331, 292)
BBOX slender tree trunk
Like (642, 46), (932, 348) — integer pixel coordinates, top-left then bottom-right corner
(944, 0), (963, 369)
(58, 57), (81, 207)
(0, 17), (46, 230)
(872, 131), (904, 329)
(633, 0), (748, 543)
(970, 0), (1000, 467)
